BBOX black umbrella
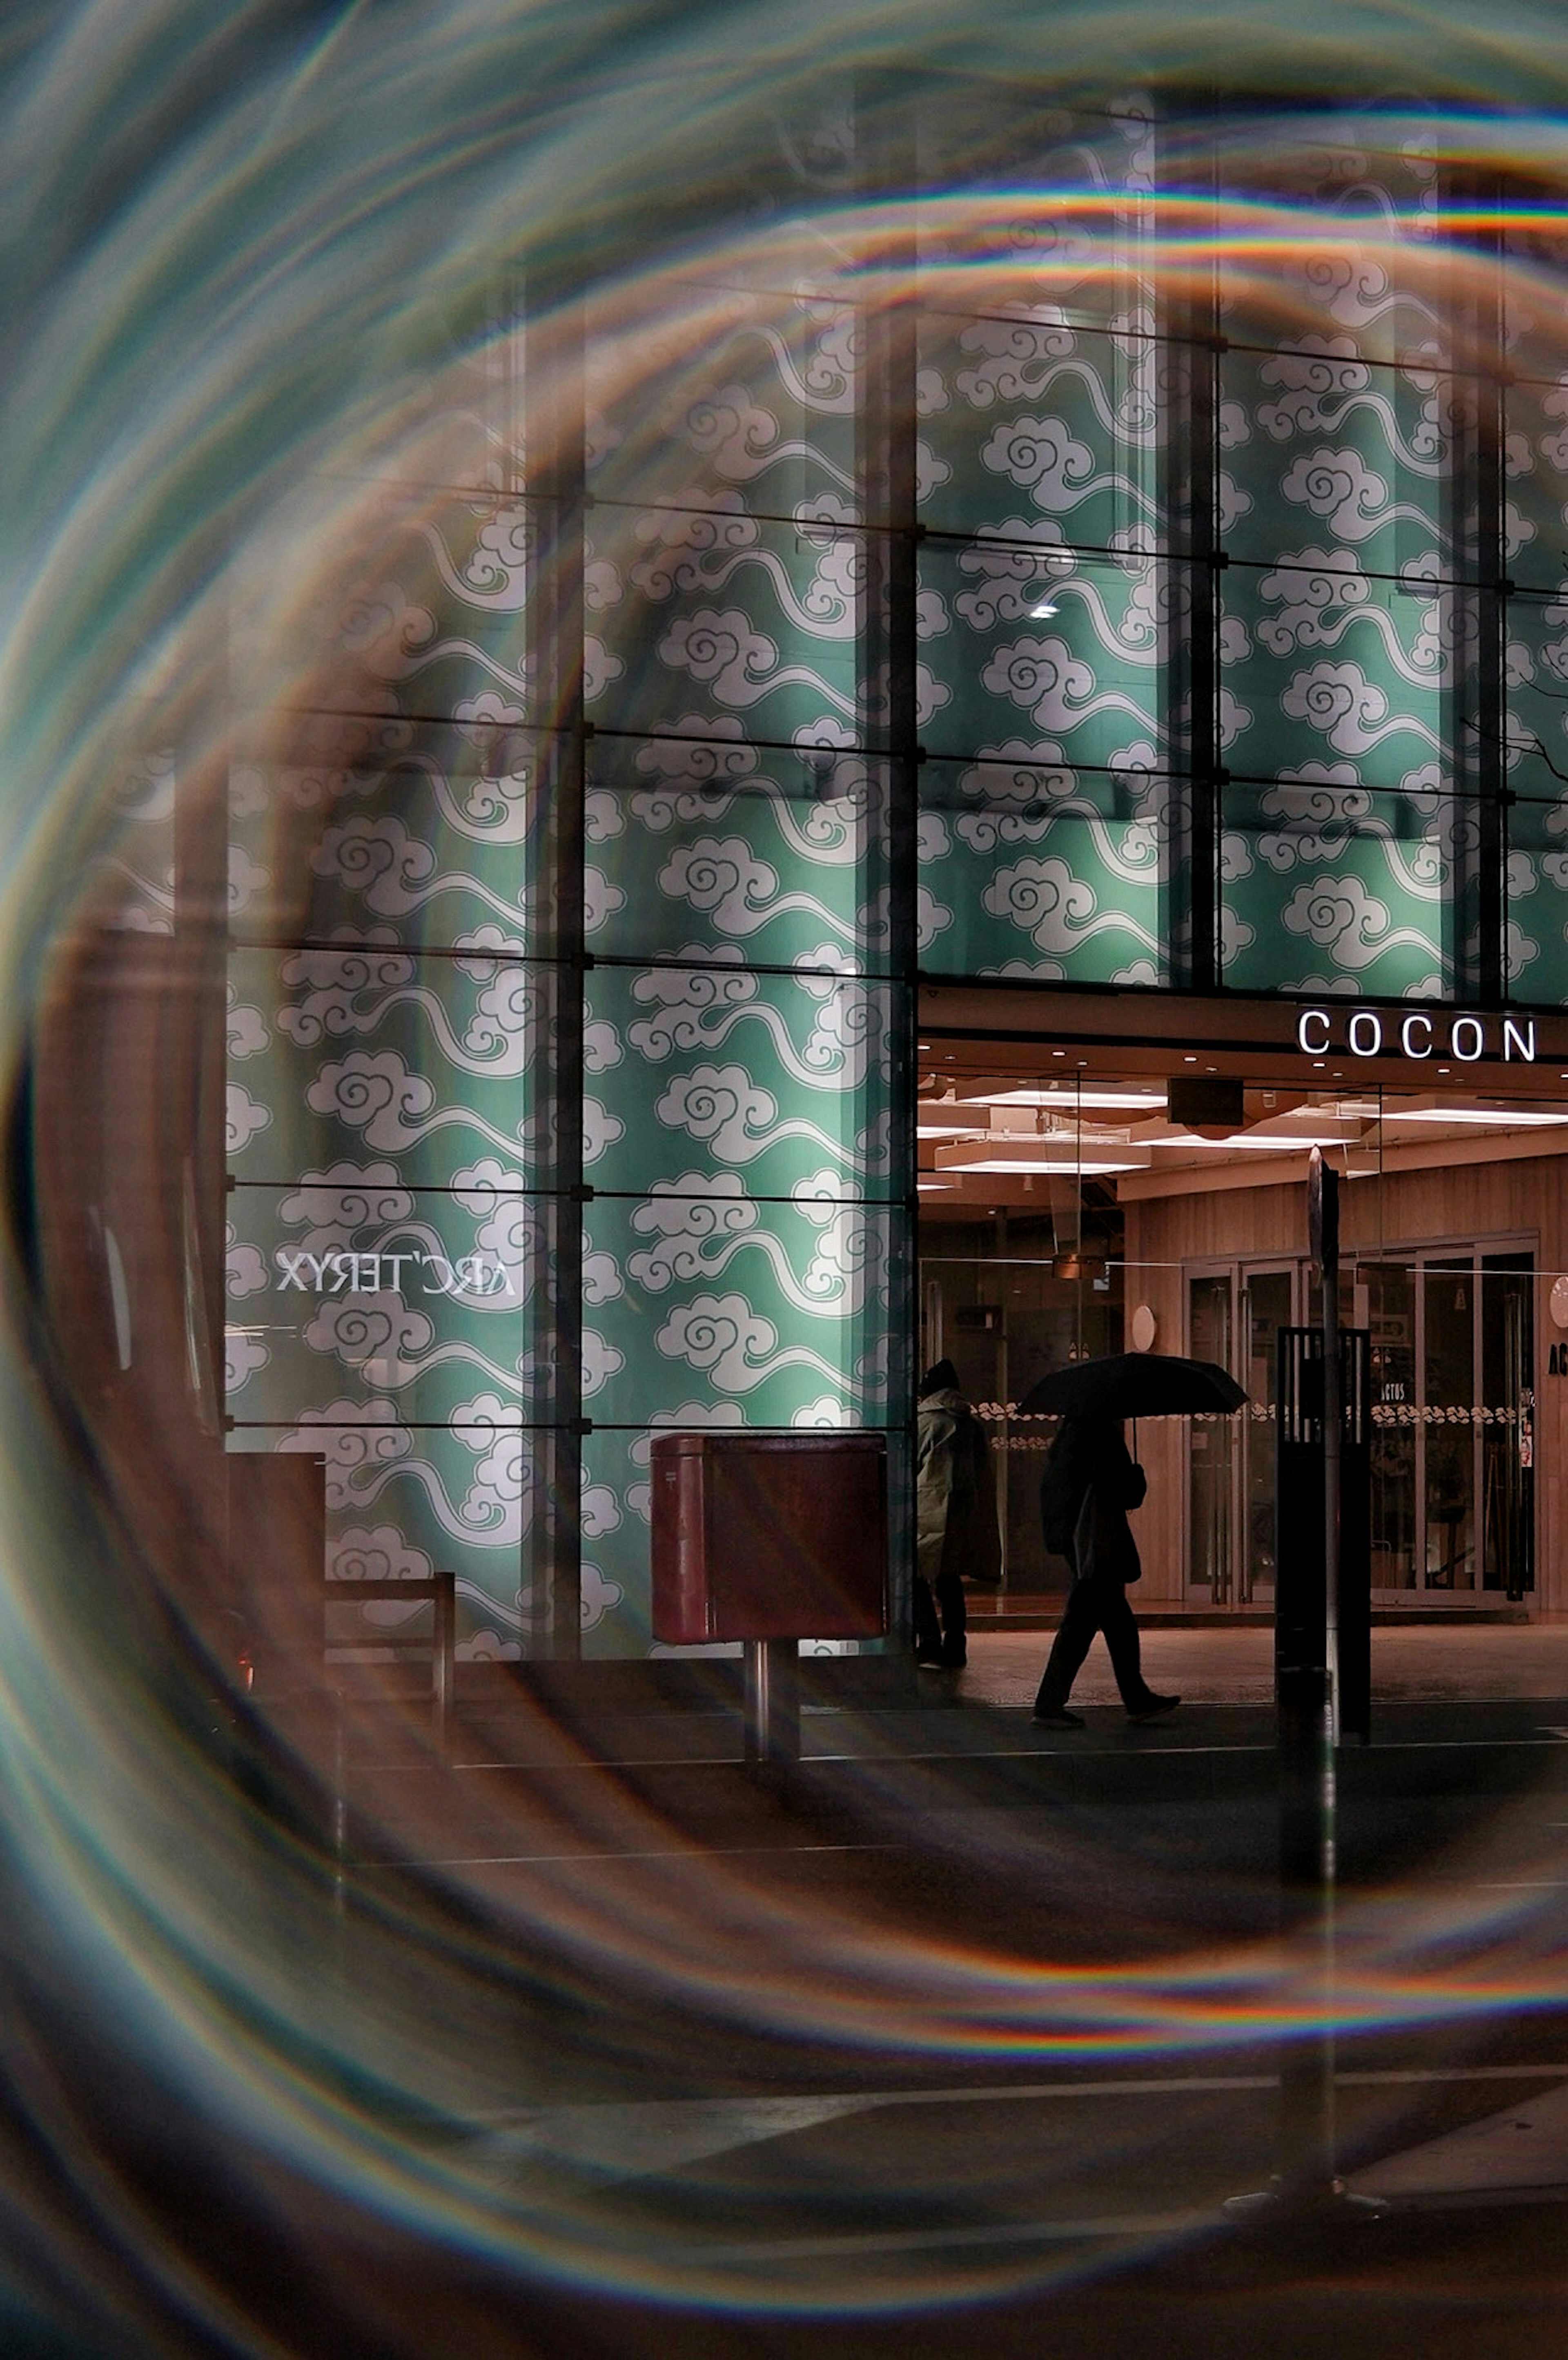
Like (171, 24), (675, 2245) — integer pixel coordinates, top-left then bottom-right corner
(1016, 1350), (1247, 1421)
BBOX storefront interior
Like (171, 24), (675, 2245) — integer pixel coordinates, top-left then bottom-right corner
(918, 996), (1562, 1615)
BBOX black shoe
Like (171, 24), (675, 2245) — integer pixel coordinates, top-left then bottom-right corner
(1032, 1705), (1086, 1729)
(916, 1654), (949, 1671)
(1128, 1692), (1180, 1724)
(942, 1648), (967, 1670)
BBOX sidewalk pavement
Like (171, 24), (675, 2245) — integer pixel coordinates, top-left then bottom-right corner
(947, 1618), (1568, 1711)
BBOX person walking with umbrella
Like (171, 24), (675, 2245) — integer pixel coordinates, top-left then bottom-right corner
(1021, 1352), (1246, 1729)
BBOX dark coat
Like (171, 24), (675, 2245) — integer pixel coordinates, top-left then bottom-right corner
(916, 1388), (1002, 1588)
(1040, 1416), (1146, 1584)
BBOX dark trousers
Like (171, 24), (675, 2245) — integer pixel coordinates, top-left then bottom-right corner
(1033, 1576), (1154, 1713)
(913, 1571), (967, 1665)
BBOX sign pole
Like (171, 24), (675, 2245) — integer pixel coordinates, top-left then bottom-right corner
(1227, 1150), (1383, 2231)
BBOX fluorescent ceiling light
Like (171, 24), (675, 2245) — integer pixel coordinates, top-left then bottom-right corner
(1379, 1104), (1568, 1126)
(966, 1086), (1168, 1112)
(917, 1116), (985, 1138)
(1155, 1126), (1360, 1151)
(937, 1138), (1152, 1175)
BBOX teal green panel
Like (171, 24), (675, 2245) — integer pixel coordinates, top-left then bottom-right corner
(226, 946), (551, 1188)
(1219, 350), (1457, 582)
(225, 1184), (555, 1427)
(1217, 134), (1451, 370)
(1220, 783), (1451, 997)
(584, 965), (894, 1197)
(102, 745), (176, 936)
(585, 508), (863, 743)
(1501, 744), (1568, 1004)
(261, 483), (540, 722)
(919, 756), (1169, 984)
(582, 1194), (903, 1428)
(586, 292), (859, 522)
(915, 101), (1154, 328)
(919, 542), (1165, 771)
(916, 315), (1158, 549)
(1501, 381), (1568, 596)
(1504, 592), (1568, 791)
(226, 1423), (541, 1656)
(579, 1428), (655, 1660)
(1221, 563), (1449, 791)
(229, 714), (555, 952)
(586, 738), (889, 970)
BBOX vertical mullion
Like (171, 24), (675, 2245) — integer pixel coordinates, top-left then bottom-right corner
(1161, 102), (1222, 994)
(1455, 162), (1507, 1006)
(528, 278), (586, 1660)
(858, 75), (919, 1655)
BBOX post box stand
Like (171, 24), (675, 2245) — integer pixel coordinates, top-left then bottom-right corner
(649, 1432), (888, 1778)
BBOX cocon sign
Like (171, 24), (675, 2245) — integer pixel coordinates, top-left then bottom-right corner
(1296, 1009), (1538, 1064)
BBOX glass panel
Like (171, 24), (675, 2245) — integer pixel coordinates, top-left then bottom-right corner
(915, 314), (1160, 549)
(1219, 349), (1463, 577)
(584, 965), (894, 1198)
(920, 754), (1171, 984)
(1501, 594), (1568, 1002)
(225, 1183), (555, 1428)
(1217, 129), (1451, 368)
(1502, 379), (1568, 595)
(1367, 1259), (1418, 1590)
(583, 1193), (901, 1429)
(1219, 778), (1453, 998)
(915, 99), (1154, 326)
(1242, 1269), (1293, 1601)
(1187, 1274), (1234, 1598)
(917, 540), (1167, 771)
(1423, 1256), (1476, 1590)
(232, 484), (547, 726)
(229, 715), (557, 952)
(225, 946), (553, 1191)
(1481, 1255), (1534, 1597)
(586, 737), (889, 970)
(586, 287), (860, 523)
(1220, 562), (1454, 796)
(585, 506), (864, 743)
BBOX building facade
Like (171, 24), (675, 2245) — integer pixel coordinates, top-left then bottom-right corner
(58, 89), (1568, 1658)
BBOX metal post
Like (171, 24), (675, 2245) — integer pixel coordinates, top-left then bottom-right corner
(1227, 1160), (1383, 2230)
(743, 1639), (800, 1778)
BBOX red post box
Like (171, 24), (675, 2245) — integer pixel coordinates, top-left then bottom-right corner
(650, 1431), (888, 1645)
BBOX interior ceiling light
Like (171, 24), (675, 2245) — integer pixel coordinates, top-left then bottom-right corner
(936, 1138), (1152, 1176)
(1378, 1103), (1568, 1126)
(1154, 1124), (1361, 1152)
(974, 1085), (1168, 1111)
(916, 1108), (986, 1137)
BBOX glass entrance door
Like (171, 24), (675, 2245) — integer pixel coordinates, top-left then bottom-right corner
(1361, 1245), (1534, 1597)
(1187, 1261), (1297, 1604)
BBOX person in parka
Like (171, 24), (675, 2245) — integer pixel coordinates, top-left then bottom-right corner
(914, 1358), (1001, 1669)
(1031, 1414), (1179, 1727)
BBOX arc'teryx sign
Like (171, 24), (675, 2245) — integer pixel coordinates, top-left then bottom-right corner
(273, 1250), (519, 1296)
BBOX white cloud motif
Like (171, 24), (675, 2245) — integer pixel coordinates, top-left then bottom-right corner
(1280, 874), (1437, 970)
(1280, 449), (1394, 541)
(980, 416), (1100, 511)
(982, 857), (1097, 951)
(226, 1085), (271, 1155)
(329, 1527), (433, 1584)
(981, 636), (1096, 734)
(1281, 662), (1434, 756)
(654, 1294), (842, 1393)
